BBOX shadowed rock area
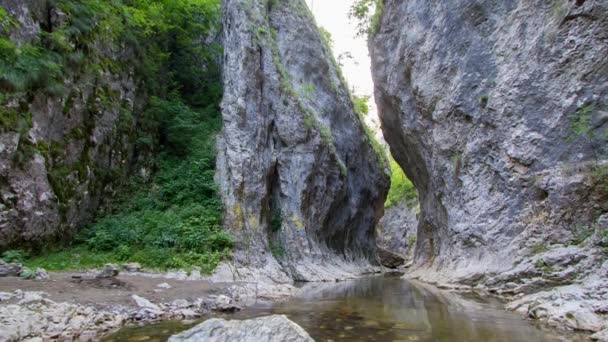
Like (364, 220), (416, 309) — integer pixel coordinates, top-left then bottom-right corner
(218, 0), (389, 282)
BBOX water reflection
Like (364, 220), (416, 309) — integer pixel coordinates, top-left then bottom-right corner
(106, 276), (585, 342)
(235, 277), (583, 342)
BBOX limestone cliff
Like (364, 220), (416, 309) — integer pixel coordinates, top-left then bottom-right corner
(371, 0), (608, 333)
(0, 0), (139, 248)
(219, 0), (389, 281)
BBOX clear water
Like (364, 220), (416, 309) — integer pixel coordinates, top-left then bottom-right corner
(105, 276), (585, 342)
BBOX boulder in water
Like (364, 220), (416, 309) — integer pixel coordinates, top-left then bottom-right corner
(377, 247), (405, 269)
(168, 315), (313, 342)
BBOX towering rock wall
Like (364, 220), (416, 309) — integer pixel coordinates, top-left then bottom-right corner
(219, 0), (389, 281)
(0, 0), (139, 249)
(371, 0), (608, 286)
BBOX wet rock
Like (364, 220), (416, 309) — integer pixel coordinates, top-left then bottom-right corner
(34, 268), (49, 281)
(132, 295), (161, 311)
(0, 260), (22, 277)
(377, 247), (405, 269)
(157, 282), (172, 289)
(168, 315), (314, 342)
(219, 0), (389, 281)
(172, 309), (200, 320)
(96, 264), (120, 278)
(123, 263), (142, 272)
(203, 294), (241, 313)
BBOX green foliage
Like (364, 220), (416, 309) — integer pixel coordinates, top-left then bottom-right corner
(570, 224), (594, 245)
(11, 0), (229, 273)
(19, 267), (35, 279)
(319, 123), (333, 147)
(385, 156), (417, 208)
(269, 240), (285, 259)
(0, 7), (16, 33)
(1, 249), (26, 263)
(569, 104), (594, 141)
(78, 97), (229, 272)
(318, 26), (333, 49)
(350, 94), (388, 169)
(479, 95), (489, 109)
(353, 95), (371, 117)
(531, 242), (548, 254)
(270, 207), (282, 232)
(407, 235), (417, 247)
(31, 97), (230, 272)
(592, 163), (608, 197)
(535, 258), (553, 274)
(349, 0), (384, 37)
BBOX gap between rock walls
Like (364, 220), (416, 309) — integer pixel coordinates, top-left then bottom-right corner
(0, 0), (607, 340)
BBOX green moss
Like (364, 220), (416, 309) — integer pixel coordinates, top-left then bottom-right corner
(270, 207), (282, 232)
(479, 95), (489, 109)
(531, 242), (548, 254)
(319, 123), (333, 147)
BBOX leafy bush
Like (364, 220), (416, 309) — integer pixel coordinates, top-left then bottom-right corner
(349, 0), (384, 37)
(385, 157), (417, 208)
(11, 0), (230, 273)
(1, 250), (26, 263)
(353, 95), (371, 117)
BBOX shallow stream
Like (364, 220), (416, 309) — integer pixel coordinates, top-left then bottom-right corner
(105, 276), (584, 341)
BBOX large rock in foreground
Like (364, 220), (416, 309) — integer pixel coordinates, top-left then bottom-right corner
(169, 315), (314, 342)
(218, 0), (389, 281)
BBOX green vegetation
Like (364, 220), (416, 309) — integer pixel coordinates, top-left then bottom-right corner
(351, 94), (388, 170)
(24, 94), (231, 273)
(479, 95), (489, 109)
(1, 250), (25, 263)
(271, 207), (282, 232)
(385, 156), (417, 208)
(353, 95), (371, 117)
(349, 0), (384, 37)
(531, 242), (549, 255)
(0, 0), (231, 273)
(568, 103), (608, 198)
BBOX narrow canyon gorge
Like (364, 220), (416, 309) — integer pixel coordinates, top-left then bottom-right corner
(0, 0), (606, 340)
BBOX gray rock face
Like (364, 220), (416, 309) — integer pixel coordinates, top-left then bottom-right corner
(371, 0), (608, 283)
(377, 202), (418, 260)
(219, 0), (389, 281)
(0, 0), (139, 249)
(169, 315), (314, 342)
(370, 0), (608, 334)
